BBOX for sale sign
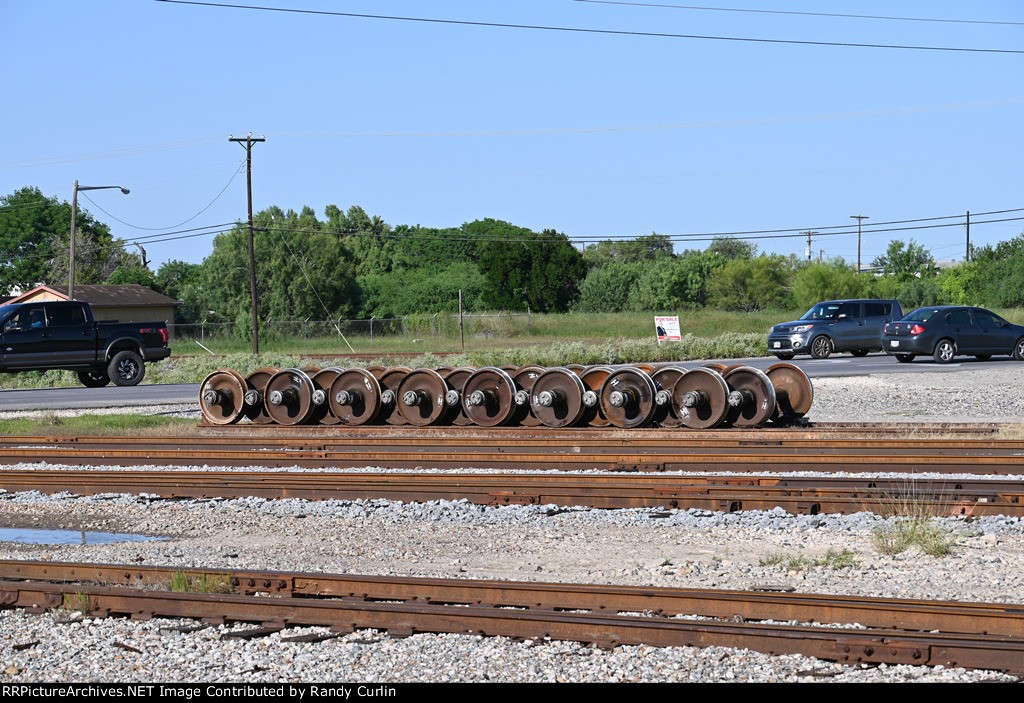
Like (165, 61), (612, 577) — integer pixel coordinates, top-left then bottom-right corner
(655, 316), (681, 343)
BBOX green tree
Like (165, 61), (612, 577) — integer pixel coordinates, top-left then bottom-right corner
(197, 206), (359, 335)
(585, 233), (674, 266)
(155, 260), (204, 324)
(707, 235), (757, 261)
(476, 222), (586, 312)
(872, 239), (936, 279)
(0, 186), (124, 294)
(707, 255), (792, 311)
(358, 262), (484, 317)
(627, 251), (725, 310)
(936, 262), (983, 306)
(574, 261), (643, 313)
(791, 259), (871, 309)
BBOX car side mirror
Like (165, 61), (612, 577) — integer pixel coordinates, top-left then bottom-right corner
(837, 314), (847, 319)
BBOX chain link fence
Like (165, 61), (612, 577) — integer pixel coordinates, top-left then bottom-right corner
(170, 313), (535, 343)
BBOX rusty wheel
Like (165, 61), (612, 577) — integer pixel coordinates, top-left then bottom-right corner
(510, 365), (545, 426)
(564, 364), (586, 375)
(242, 367), (278, 424)
(433, 365), (454, 376)
(378, 366), (412, 425)
(651, 366), (688, 427)
(462, 367), (517, 427)
(199, 368), (248, 425)
(365, 365), (387, 380)
(723, 366), (778, 428)
(599, 367), (657, 428)
(499, 364), (519, 373)
(328, 368), (383, 426)
(765, 363), (814, 424)
(264, 368), (316, 425)
(702, 362), (728, 373)
(673, 367), (729, 429)
(439, 366), (476, 426)
(579, 366), (614, 427)
(310, 367), (345, 425)
(530, 367), (586, 428)
(633, 363), (656, 374)
(397, 368), (450, 426)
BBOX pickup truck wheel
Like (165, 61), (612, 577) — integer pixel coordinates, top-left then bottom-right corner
(109, 350), (145, 386)
(77, 370), (110, 388)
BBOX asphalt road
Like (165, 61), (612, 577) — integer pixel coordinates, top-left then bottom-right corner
(0, 352), (1017, 412)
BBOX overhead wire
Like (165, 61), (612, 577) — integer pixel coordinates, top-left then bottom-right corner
(79, 160), (245, 231)
(154, 1), (1024, 54)
(572, 1), (1024, 27)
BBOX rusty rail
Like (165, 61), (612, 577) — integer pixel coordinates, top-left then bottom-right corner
(0, 468), (1021, 515)
(2, 433), (1024, 474)
(2, 560), (1023, 672)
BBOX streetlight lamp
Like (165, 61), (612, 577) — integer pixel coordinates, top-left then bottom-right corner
(69, 180), (130, 300)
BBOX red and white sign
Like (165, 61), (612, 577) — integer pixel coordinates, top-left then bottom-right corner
(655, 316), (681, 343)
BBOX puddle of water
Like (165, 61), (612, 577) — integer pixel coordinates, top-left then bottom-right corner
(0, 527), (167, 545)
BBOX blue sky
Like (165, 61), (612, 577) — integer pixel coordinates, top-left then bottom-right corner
(2, 0), (1022, 269)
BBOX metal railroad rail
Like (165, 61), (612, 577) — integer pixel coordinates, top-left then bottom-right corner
(2, 560), (1023, 672)
(0, 468), (1021, 515)
(2, 432), (1024, 473)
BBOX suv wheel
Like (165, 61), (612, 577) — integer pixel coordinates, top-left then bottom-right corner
(109, 350), (146, 386)
(809, 335), (832, 359)
(850, 349), (869, 357)
(895, 354), (915, 363)
(933, 339), (956, 364)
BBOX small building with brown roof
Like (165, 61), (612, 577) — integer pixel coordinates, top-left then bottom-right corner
(3, 285), (180, 327)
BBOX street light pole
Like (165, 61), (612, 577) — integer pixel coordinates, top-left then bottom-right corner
(69, 181), (130, 300)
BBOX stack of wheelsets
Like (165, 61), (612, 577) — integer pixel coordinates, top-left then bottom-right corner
(199, 362), (813, 430)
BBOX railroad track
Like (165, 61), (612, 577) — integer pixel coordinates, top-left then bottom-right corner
(0, 468), (1020, 515)
(2, 560), (1022, 673)
(2, 432), (1024, 474)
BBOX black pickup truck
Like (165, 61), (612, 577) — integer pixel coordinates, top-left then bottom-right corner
(0, 300), (171, 387)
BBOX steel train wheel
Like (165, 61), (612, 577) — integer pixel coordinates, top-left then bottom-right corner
(242, 367), (278, 424)
(530, 367), (586, 428)
(579, 366), (614, 427)
(723, 366), (777, 428)
(462, 367), (517, 427)
(365, 365), (388, 380)
(564, 364), (586, 375)
(328, 368), (383, 426)
(511, 365), (545, 427)
(633, 363), (656, 375)
(702, 362), (728, 373)
(672, 367), (729, 429)
(650, 366), (688, 428)
(397, 368), (450, 426)
(378, 367), (412, 425)
(765, 363), (814, 424)
(309, 367), (345, 425)
(599, 367), (658, 428)
(439, 367), (476, 426)
(199, 368), (248, 425)
(264, 368), (316, 425)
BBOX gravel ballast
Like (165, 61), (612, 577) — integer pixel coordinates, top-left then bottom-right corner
(0, 364), (1022, 682)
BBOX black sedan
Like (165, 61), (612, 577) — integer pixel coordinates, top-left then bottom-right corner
(881, 306), (1024, 363)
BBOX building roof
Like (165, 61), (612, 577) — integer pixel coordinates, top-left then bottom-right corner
(5, 284), (181, 307)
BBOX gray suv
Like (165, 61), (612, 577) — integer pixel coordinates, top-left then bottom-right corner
(768, 299), (903, 360)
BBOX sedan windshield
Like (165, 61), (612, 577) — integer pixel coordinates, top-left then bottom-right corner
(903, 308), (940, 322)
(800, 303), (843, 320)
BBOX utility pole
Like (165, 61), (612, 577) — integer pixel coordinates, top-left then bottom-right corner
(801, 231), (817, 261)
(850, 215), (869, 272)
(965, 211), (971, 262)
(229, 133), (266, 354)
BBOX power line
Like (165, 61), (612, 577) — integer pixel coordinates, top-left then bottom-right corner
(154, 1), (1024, 54)
(0, 135), (224, 170)
(79, 160), (245, 231)
(573, 1), (1024, 28)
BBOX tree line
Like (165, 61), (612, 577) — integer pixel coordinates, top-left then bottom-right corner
(2, 186), (1021, 334)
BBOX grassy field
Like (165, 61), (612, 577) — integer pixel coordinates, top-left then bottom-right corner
(173, 309), (802, 356)
(0, 413), (196, 436)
